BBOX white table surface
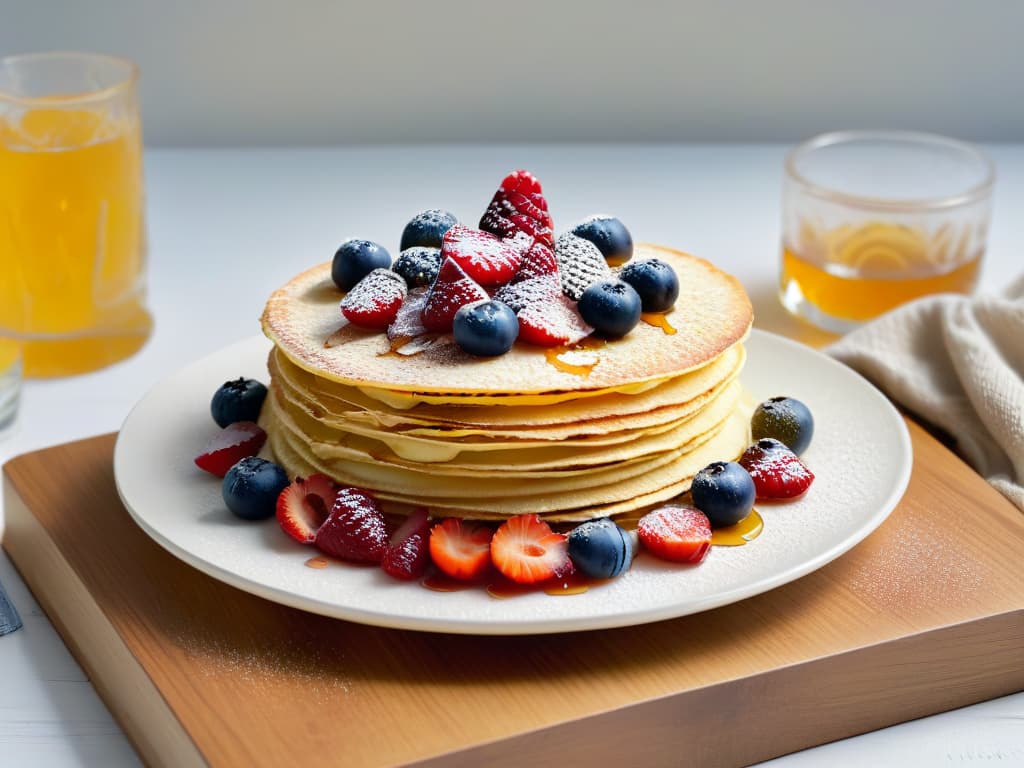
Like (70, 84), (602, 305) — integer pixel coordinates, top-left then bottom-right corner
(1, 144), (1022, 766)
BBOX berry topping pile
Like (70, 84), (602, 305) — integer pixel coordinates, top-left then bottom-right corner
(479, 170), (554, 248)
(329, 170), (676, 357)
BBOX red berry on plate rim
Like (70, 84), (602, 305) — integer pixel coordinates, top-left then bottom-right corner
(276, 474), (338, 544)
(381, 507), (431, 581)
(194, 421), (267, 478)
(429, 518), (494, 581)
(637, 505), (712, 563)
(314, 487), (388, 563)
(490, 514), (570, 584)
(739, 438), (815, 499)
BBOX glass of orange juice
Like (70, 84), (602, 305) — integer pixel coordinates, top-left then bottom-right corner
(779, 131), (995, 333)
(0, 52), (152, 392)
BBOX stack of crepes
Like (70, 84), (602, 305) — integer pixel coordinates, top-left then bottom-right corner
(259, 245), (754, 523)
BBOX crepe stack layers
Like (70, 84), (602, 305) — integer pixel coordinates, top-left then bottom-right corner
(260, 244), (754, 522)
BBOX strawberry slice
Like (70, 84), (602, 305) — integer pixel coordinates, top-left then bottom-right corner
(637, 505), (712, 563)
(314, 487), (388, 563)
(490, 514), (569, 585)
(194, 421), (267, 478)
(440, 225), (523, 286)
(517, 293), (593, 347)
(421, 257), (489, 333)
(479, 170), (554, 248)
(340, 268), (408, 330)
(509, 242), (558, 283)
(739, 438), (815, 499)
(276, 474), (338, 544)
(429, 518), (494, 581)
(381, 507), (431, 581)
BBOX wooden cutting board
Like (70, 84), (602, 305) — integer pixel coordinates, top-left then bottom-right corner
(3, 425), (1023, 768)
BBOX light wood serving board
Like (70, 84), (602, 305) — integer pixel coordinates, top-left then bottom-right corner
(3, 425), (1023, 768)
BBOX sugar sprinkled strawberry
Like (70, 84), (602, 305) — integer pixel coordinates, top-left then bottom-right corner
(381, 507), (431, 580)
(421, 257), (489, 333)
(479, 170), (554, 248)
(517, 292), (593, 347)
(194, 421), (267, 478)
(638, 505), (712, 563)
(314, 487), (388, 563)
(739, 438), (815, 499)
(440, 225), (523, 286)
(340, 268), (407, 330)
(429, 518), (494, 581)
(490, 514), (569, 585)
(276, 474), (338, 544)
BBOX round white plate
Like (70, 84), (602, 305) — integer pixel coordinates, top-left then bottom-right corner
(115, 330), (912, 635)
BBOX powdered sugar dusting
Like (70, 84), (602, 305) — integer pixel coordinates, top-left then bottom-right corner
(387, 290), (428, 340)
(339, 268), (406, 314)
(519, 293), (593, 344)
(555, 232), (612, 300)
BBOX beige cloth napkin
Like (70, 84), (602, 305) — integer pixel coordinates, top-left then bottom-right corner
(828, 276), (1024, 511)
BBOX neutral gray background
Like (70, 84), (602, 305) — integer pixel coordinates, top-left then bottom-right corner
(3, 0), (1023, 146)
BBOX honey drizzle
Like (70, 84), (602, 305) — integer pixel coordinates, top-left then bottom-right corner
(543, 336), (608, 376)
(641, 313), (677, 335)
(710, 509), (764, 546)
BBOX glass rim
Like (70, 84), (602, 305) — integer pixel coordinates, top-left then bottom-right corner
(785, 130), (996, 212)
(0, 51), (138, 106)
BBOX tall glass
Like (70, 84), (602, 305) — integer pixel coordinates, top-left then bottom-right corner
(779, 131), (995, 333)
(0, 52), (152, 381)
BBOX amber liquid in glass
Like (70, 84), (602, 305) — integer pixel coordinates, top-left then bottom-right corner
(780, 221), (982, 325)
(0, 107), (152, 377)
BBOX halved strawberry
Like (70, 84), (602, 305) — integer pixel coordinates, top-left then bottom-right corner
(276, 474), (338, 544)
(490, 514), (569, 585)
(314, 487), (388, 563)
(421, 257), (489, 332)
(517, 293), (593, 347)
(479, 170), (554, 248)
(429, 518), (494, 581)
(440, 225), (523, 286)
(340, 268), (408, 330)
(194, 421), (267, 478)
(637, 505), (712, 563)
(381, 507), (431, 581)
(739, 438), (815, 499)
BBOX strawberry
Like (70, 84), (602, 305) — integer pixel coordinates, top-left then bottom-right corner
(194, 421), (267, 478)
(637, 505), (712, 563)
(275, 474), (338, 544)
(509, 242), (558, 284)
(439, 225), (523, 286)
(314, 487), (388, 563)
(381, 507), (431, 581)
(429, 518), (494, 581)
(421, 257), (489, 333)
(480, 170), (554, 248)
(739, 438), (815, 499)
(340, 268), (408, 330)
(517, 292), (593, 347)
(490, 514), (569, 585)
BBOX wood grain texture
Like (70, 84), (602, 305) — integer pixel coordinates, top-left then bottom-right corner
(3, 423), (1023, 768)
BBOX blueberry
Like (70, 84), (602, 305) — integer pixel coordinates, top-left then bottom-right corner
(619, 258), (679, 313)
(751, 396), (814, 455)
(452, 300), (518, 357)
(690, 461), (756, 528)
(400, 209), (458, 251)
(332, 239), (391, 292)
(567, 518), (633, 579)
(392, 246), (442, 288)
(222, 457), (289, 521)
(210, 377), (268, 428)
(577, 279), (642, 338)
(570, 215), (633, 265)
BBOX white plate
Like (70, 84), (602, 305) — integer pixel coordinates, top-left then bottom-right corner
(115, 330), (912, 635)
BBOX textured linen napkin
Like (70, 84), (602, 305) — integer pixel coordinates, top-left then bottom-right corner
(0, 577), (22, 636)
(828, 276), (1024, 511)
